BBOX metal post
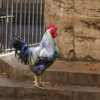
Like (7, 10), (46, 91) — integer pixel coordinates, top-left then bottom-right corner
(5, 0), (9, 52)
(15, 0), (18, 34)
(32, 0), (35, 44)
(36, 0), (39, 43)
(1, 19), (3, 34)
(24, 0), (26, 41)
(39, 0), (43, 41)
(43, 0), (45, 33)
(28, 1), (31, 44)
(20, 0), (22, 38)
(1, 19), (3, 51)
(0, 0), (2, 8)
(10, 0), (13, 40)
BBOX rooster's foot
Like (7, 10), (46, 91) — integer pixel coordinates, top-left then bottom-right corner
(40, 81), (51, 86)
(33, 83), (39, 88)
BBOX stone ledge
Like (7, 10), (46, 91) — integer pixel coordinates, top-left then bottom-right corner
(0, 85), (100, 100)
(0, 73), (100, 100)
(1, 54), (100, 86)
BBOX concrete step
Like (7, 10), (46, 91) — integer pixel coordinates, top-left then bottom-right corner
(0, 53), (100, 86)
(0, 75), (100, 100)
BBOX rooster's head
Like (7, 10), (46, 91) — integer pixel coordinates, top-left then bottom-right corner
(47, 25), (57, 38)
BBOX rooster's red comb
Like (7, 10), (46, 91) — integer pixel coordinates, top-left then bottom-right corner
(47, 25), (57, 30)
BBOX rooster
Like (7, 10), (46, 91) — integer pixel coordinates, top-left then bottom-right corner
(11, 25), (58, 87)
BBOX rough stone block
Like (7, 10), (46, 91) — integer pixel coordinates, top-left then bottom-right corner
(68, 72), (100, 86)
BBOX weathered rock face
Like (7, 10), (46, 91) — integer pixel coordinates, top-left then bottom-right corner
(45, 0), (74, 60)
(74, 0), (100, 61)
(45, 0), (100, 61)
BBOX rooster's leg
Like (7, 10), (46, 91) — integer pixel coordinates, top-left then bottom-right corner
(39, 74), (42, 85)
(39, 74), (50, 86)
(34, 75), (39, 87)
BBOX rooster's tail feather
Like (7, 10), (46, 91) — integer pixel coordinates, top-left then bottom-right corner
(11, 38), (30, 65)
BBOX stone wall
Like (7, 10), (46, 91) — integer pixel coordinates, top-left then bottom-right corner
(45, 0), (100, 61)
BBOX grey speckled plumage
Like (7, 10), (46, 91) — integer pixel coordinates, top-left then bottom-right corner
(11, 28), (58, 76)
(29, 47), (58, 75)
